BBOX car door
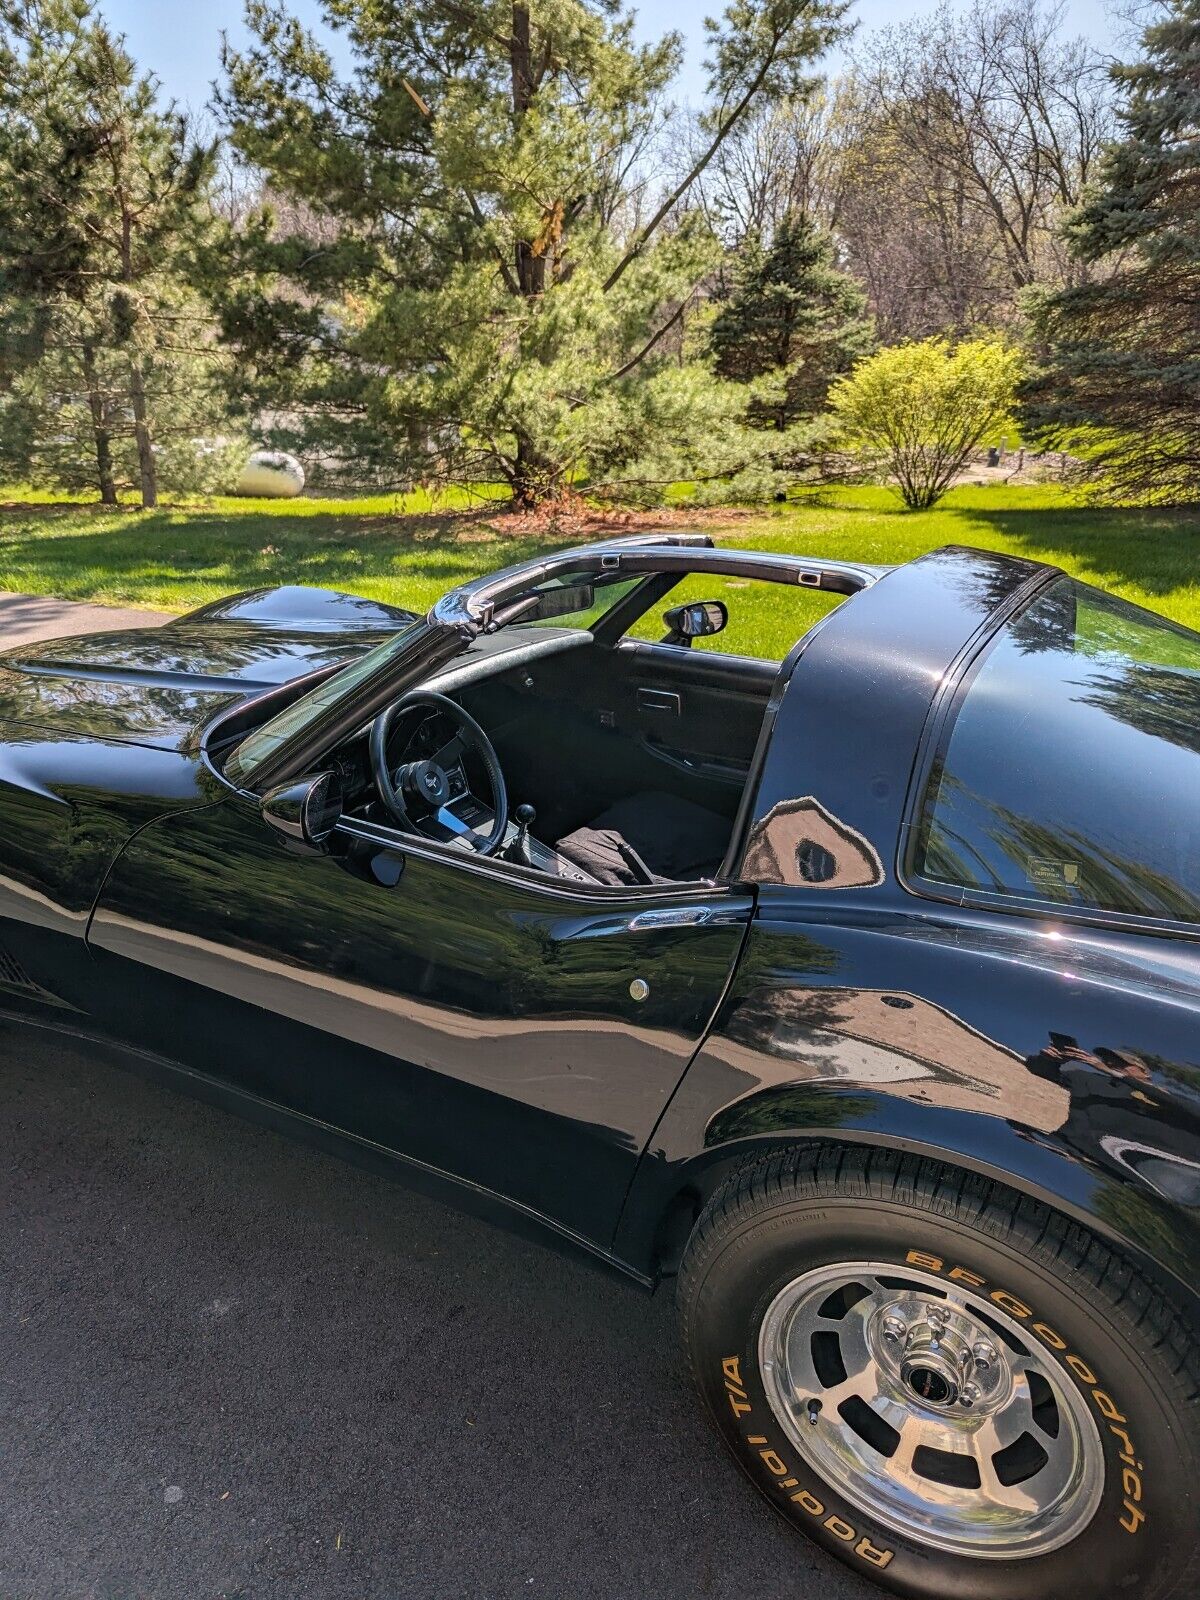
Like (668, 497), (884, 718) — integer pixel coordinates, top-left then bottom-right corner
(559, 637), (775, 797)
(461, 636), (775, 838)
(85, 791), (752, 1252)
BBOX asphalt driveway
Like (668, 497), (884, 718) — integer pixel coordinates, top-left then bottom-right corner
(0, 1026), (876, 1600)
(0, 590), (174, 645)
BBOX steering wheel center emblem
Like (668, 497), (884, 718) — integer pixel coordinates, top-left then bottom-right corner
(418, 762), (449, 803)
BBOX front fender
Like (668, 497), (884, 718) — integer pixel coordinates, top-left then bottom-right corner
(0, 722), (213, 1011)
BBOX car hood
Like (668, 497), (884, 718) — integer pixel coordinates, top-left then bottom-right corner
(0, 585), (419, 751)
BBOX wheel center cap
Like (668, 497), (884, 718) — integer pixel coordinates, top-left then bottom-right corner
(904, 1363), (957, 1406)
(896, 1316), (976, 1410)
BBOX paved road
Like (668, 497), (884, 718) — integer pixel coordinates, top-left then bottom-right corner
(0, 1029), (876, 1600)
(0, 590), (173, 646)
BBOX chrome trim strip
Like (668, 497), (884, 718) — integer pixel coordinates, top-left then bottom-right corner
(628, 905), (716, 930)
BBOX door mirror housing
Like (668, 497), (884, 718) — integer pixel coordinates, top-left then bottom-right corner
(261, 771), (345, 852)
(662, 600), (728, 647)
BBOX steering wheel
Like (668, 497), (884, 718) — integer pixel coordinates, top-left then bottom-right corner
(370, 690), (509, 856)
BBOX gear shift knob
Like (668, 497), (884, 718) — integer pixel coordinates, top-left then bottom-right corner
(508, 802), (537, 868)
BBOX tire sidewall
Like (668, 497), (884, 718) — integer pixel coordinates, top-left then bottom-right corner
(685, 1193), (1193, 1600)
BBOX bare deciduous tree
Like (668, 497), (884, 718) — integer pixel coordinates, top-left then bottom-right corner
(846, 1), (1115, 331)
(675, 3), (1114, 343)
(682, 83), (856, 247)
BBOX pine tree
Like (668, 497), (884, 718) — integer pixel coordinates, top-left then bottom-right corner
(215, 1), (852, 508)
(710, 212), (873, 430)
(0, 0), (242, 507)
(1022, 0), (1200, 502)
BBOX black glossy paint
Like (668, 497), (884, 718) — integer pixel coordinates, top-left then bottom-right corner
(0, 584), (415, 749)
(0, 722), (211, 1011)
(84, 791), (752, 1247)
(619, 897), (1200, 1300)
(620, 549), (1200, 1308)
(0, 557), (1196, 1321)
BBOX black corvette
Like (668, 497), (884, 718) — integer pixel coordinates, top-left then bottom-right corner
(1, 535), (1197, 1599)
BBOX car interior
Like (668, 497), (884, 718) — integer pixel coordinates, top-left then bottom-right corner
(223, 561), (856, 889)
(320, 578), (786, 888)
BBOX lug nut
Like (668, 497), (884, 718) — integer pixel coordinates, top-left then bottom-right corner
(972, 1341), (997, 1371)
(960, 1382), (981, 1408)
(882, 1315), (907, 1343)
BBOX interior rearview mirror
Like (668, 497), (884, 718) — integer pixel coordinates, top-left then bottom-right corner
(534, 581), (595, 620)
(662, 600), (728, 647)
(261, 771), (344, 852)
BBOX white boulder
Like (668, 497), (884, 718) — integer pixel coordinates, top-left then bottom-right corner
(236, 450), (306, 498)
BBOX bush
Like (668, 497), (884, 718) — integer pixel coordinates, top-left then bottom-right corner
(829, 337), (1022, 508)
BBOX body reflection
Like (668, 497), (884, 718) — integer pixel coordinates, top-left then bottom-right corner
(743, 796), (884, 888)
(916, 576), (1200, 922)
(712, 982), (1069, 1133)
(1025, 1035), (1200, 1205)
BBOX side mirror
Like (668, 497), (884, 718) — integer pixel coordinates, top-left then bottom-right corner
(261, 771), (344, 852)
(662, 599), (728, 647)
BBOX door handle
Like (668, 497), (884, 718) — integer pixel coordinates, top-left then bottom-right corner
(628, 905), (714, 930)
(637, 687), (681, 714)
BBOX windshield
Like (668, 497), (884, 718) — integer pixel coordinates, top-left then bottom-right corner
(224, 620), (424, 786)
(914, 578), (1200, 924)
(222, 568), (652, 789)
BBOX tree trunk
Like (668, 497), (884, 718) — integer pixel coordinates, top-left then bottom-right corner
(80, 341), (118, 506)
(509, 4), (547, 506)
(511, 432), (549, 510)
(128, 355), (157, 509)
(510, 5), (546, 299)
(118, 200), (157, 510)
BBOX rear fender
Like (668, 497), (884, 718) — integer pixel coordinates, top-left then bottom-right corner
(617, 1090), (1200, 1324)
(619, 905), (1200, 1320)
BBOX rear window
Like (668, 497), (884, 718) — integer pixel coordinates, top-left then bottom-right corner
(912, 578), (1200, 926)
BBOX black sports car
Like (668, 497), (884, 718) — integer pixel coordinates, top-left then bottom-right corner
(1, 535), (1197, 1599)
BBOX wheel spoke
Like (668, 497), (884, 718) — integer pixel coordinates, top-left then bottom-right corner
(991, 1372), (1034, 1447)
(889, 1422), (920, 1477)
(433, 732), (464, 767)
(972, 1419), (1042, 1514)
(818, 1372), (875, 1413)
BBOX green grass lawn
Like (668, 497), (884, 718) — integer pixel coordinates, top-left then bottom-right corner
(1, 482), (1197, 660)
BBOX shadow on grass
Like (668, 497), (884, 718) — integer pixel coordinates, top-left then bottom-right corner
(967, 503), (1200, 597)
(0, 504), (563, 606)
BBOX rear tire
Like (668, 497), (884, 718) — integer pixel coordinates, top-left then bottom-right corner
(678, 1145), (1199, 1599)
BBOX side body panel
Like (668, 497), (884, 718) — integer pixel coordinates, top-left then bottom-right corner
(619, 898), (1200, 1311)
(618, 549), (1200, 1311)
(85, 795), (752, 1250)
(0, 722), (211, 1011)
